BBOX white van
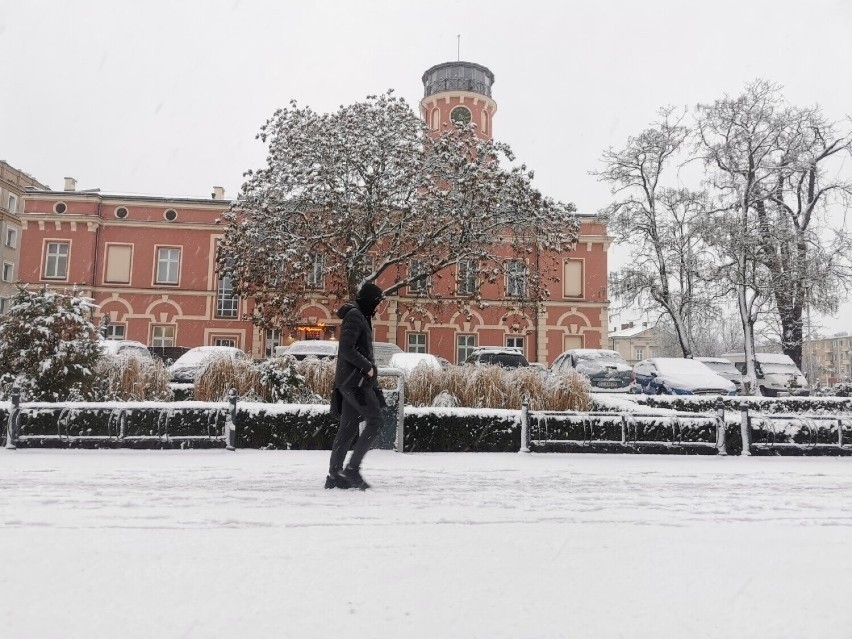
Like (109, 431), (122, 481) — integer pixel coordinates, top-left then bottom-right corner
(722, 352), (809, 396)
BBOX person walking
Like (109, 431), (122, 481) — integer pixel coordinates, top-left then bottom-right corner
(326, 282), (387, 490)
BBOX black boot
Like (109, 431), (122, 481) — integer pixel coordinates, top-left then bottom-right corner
(324, 469), (350, 489)
(339, 466), (370, 490)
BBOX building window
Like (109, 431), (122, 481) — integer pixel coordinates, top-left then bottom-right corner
(54, 202), (67, 214)
(307, 253), (324, 288)
(105, 244), (132, 284)
(564, 259), (584, 298)
(164, 209), (178, 222)
(152, 325), (175, 347)
(507, 260), (527, 298)
(265, 329), (281, 358)
(635, 348), (644, 361)
(216, 276), (239, 318)
(115, 206), (129, 219)
(105, 324), (126, 340)
(44, 242), (69, 279)
(407, 333), (427, 353)
(457, 259), (476, 295)
(1, 261), (12, 283)
(457, 334), (477, 364)
(7, 194), (18, 213)
(213, 338), (236, 347)
(5, 227), (17, 248)
(408, 259), (429, 294)
(0, 297), (6, 314)
(156, 247), (181, 284)
(506, 336), (524, 353)
(564, 334), (583, 351)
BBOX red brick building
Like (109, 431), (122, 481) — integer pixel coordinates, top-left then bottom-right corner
(16, 61), (610, 364)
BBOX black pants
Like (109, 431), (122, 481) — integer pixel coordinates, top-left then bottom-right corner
(329, 385), (384, 472)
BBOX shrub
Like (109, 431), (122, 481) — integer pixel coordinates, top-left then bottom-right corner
(296, 357), (335, 402)
(0, 287), (102, 401)
(95, 354), (171, 401)
(256, 355), (307, 402)
(194, 356), (260, 402)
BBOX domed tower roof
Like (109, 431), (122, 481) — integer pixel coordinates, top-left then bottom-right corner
(420, 61), (497, 140)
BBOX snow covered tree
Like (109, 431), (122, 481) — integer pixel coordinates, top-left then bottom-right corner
(696, 80), (852, 384)
(0, 286), (103, 401)
(219, 91), (578, 327)
(594, 108), (713, 358)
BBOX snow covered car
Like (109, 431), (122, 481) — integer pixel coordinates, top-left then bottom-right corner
(722, 352), (809, 397)
(387, 352), (443, 376)
(633, 357), (737, 396)
(464, 347), (529, 368)
(549, 348), (633, 392)
(168, 346), (249, 383)
(99, 339), (153, 360)
(275, 340), (403, 367)
(695, 357), (744, 394)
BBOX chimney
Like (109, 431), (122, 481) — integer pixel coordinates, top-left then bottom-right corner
(211, 186), (225, 200)
(64, 177), (77, 191)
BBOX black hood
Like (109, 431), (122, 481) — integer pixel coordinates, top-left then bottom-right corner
(355, 282), (385, 316)
(336, 302), (355, 320)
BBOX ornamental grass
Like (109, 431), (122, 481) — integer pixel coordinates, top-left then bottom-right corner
(96, 354), (171, 401)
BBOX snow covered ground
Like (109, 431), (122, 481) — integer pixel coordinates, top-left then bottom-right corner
(2, 450), (851, 638)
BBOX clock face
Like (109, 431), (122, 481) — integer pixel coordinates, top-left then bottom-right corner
(451, 106), (472, 124)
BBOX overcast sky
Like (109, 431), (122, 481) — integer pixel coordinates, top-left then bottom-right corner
(2, 0), (851, 333)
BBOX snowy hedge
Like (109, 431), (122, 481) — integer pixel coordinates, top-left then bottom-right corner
(622, 394), (852, 415)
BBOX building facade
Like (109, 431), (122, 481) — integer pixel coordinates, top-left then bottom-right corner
(802, 335), (852, 386)
(608, 322), (661, 365)
(15, 60), (610, 365)
(0, 161), (49, 312)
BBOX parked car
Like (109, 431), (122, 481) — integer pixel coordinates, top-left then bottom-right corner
(695, 357), (744, 394)
(275, 340), (403, 367)
(550, 348), (633, 392)
(100, 339), (153, 360)
(464, 347), (529, 368)
(633, 357), (737, 395)
(276, 340), (339, 361)
(169, 346), (249, 383)
(387, 352), (443, 375)
(722, 352), (809, 396)
(148, 345), (191, 365)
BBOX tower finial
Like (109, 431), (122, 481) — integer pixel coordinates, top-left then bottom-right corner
(457, 34), (460, 61)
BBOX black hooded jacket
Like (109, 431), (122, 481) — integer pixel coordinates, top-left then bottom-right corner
(332, 282), (385, 391)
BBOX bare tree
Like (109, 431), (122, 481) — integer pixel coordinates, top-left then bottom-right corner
(594, 107), (711, 357)
(219, 91), (578, 328)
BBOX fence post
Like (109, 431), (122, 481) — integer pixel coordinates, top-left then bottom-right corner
(395, 372), (405, 453)
(225, 388), (238, 451)
(519, 401), (530, 453)
(715, 397), (727, 456)
(740, 402), (751, 456)
(838, 418), (845, 448)
(5, 386), (20, 450)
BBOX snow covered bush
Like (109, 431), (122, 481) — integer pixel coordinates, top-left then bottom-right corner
(193, 354), (309, 403)
(256, 355), (307, 402)
(95, 354), (171, 401)
(0, 287), (102, 401)
(295, 357), (335, 402)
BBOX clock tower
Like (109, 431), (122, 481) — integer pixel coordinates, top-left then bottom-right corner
(420, 61), (497, 140)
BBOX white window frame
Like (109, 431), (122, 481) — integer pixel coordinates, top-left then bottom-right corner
(307, 253), (324, 288)
(4, 227), (16, 248)
(7, 194), (18, 213)
(156, 247), (181, 285)
(408, 259), (429, 294)
(506, 335), (524, 352)
(44, 242), (69, 279)
(265, 329), (281, 358)
(152, 325), (176, 348)
(506, 260), (527, 298)
(1, 261), (13, 282)
(457, 259), (476, 296)
(213, 338), (237, 347)
(216, 275), (239, 318)
(457, 334), (477, 364)
(407, 333), (427, 353)
(635, 348), (644, 361)
(104, 324), (127, 340)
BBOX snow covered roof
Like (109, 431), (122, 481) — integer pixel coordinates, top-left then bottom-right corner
(609, 323), (656, 338)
